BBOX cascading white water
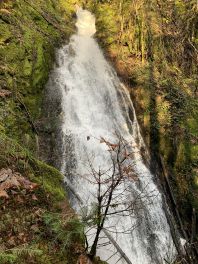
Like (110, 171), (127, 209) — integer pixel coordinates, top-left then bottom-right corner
(48, 8), (177, 264)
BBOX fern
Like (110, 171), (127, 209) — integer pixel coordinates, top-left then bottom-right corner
(43, 212), (85, 250)
(0, 246), (43, 263)
(0, 252), (17, 264)
(10, 247), (43, 258)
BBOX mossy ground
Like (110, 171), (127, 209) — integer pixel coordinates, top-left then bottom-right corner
(0, 133), (86, 263)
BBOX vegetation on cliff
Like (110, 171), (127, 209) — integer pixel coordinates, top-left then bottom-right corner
(86, 0), (198, 260)
(0, 0), (89, 263)
(0, 0), (77, 147)
(0, 135), (85, 263)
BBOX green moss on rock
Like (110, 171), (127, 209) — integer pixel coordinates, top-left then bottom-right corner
(0, 0), (77, 150)
(0, 1), (87, 263)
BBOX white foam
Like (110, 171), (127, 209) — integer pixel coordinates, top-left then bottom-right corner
(48, 8), (177, 264)
(76, 8), (96, 36)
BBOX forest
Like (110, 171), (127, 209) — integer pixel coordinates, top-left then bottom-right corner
(0, 0), (198, 263)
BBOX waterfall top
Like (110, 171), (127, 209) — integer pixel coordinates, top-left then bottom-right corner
(76, 7), (96, 36)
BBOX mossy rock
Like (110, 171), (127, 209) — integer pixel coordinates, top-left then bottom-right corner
(32, 159), (65, 201)
(0, 0), (78, 150)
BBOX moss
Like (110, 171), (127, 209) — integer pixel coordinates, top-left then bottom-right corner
(0, 1), (86, 262)
(0, 131), (85, 263)
(175, 143), (186, 168)
(32, 160), (65, 201)
(59, 0), (79, 15)
(191, 145), (198, 161)
(187, 118), (198, 136)
(193, 170), (198, 186)
(0, 132), (65, 201)
(32, 42), (47, 90)
(0, 22), (12, 44)
(0, 167), (82, 263)
(0, 0), (77, 149)
(23, 58), (32, 76)
(0, 0), (80, 149)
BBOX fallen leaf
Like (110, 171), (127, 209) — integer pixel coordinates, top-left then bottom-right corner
(0, 190), (9, 198)
(77, 254), (92, 264)
(0, 169), (39, 199)
(30, 183), (39, 190)
(18, 233), (25, 239)
(32, 194), (38, 201)
(31, 224), (39, 233)
(15, 174), (39, 190)
(0, 169), (21, 193)
(7, 237), (16, 246)
(0, 89), (12, 98)
(15, 175), (31, 188)
(34, 208), (43, 217)
(16, 195), (24, 203)
(0, 9), (12, 15)
(0, 168), (12, 182)
(11, 190), (18, 195)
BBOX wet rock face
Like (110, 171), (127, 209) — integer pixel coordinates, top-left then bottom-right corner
(38, 71), (64, 168)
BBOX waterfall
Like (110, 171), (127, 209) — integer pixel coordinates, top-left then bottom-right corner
(47, 8), (177, 264)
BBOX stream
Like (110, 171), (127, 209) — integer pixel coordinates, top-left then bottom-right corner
(46, 8), (177, 264)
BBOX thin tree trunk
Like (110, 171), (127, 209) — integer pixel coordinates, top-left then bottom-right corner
(89, 227), (102, 258)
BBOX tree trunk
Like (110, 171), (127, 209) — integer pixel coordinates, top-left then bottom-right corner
(89, 227), (102, 259)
